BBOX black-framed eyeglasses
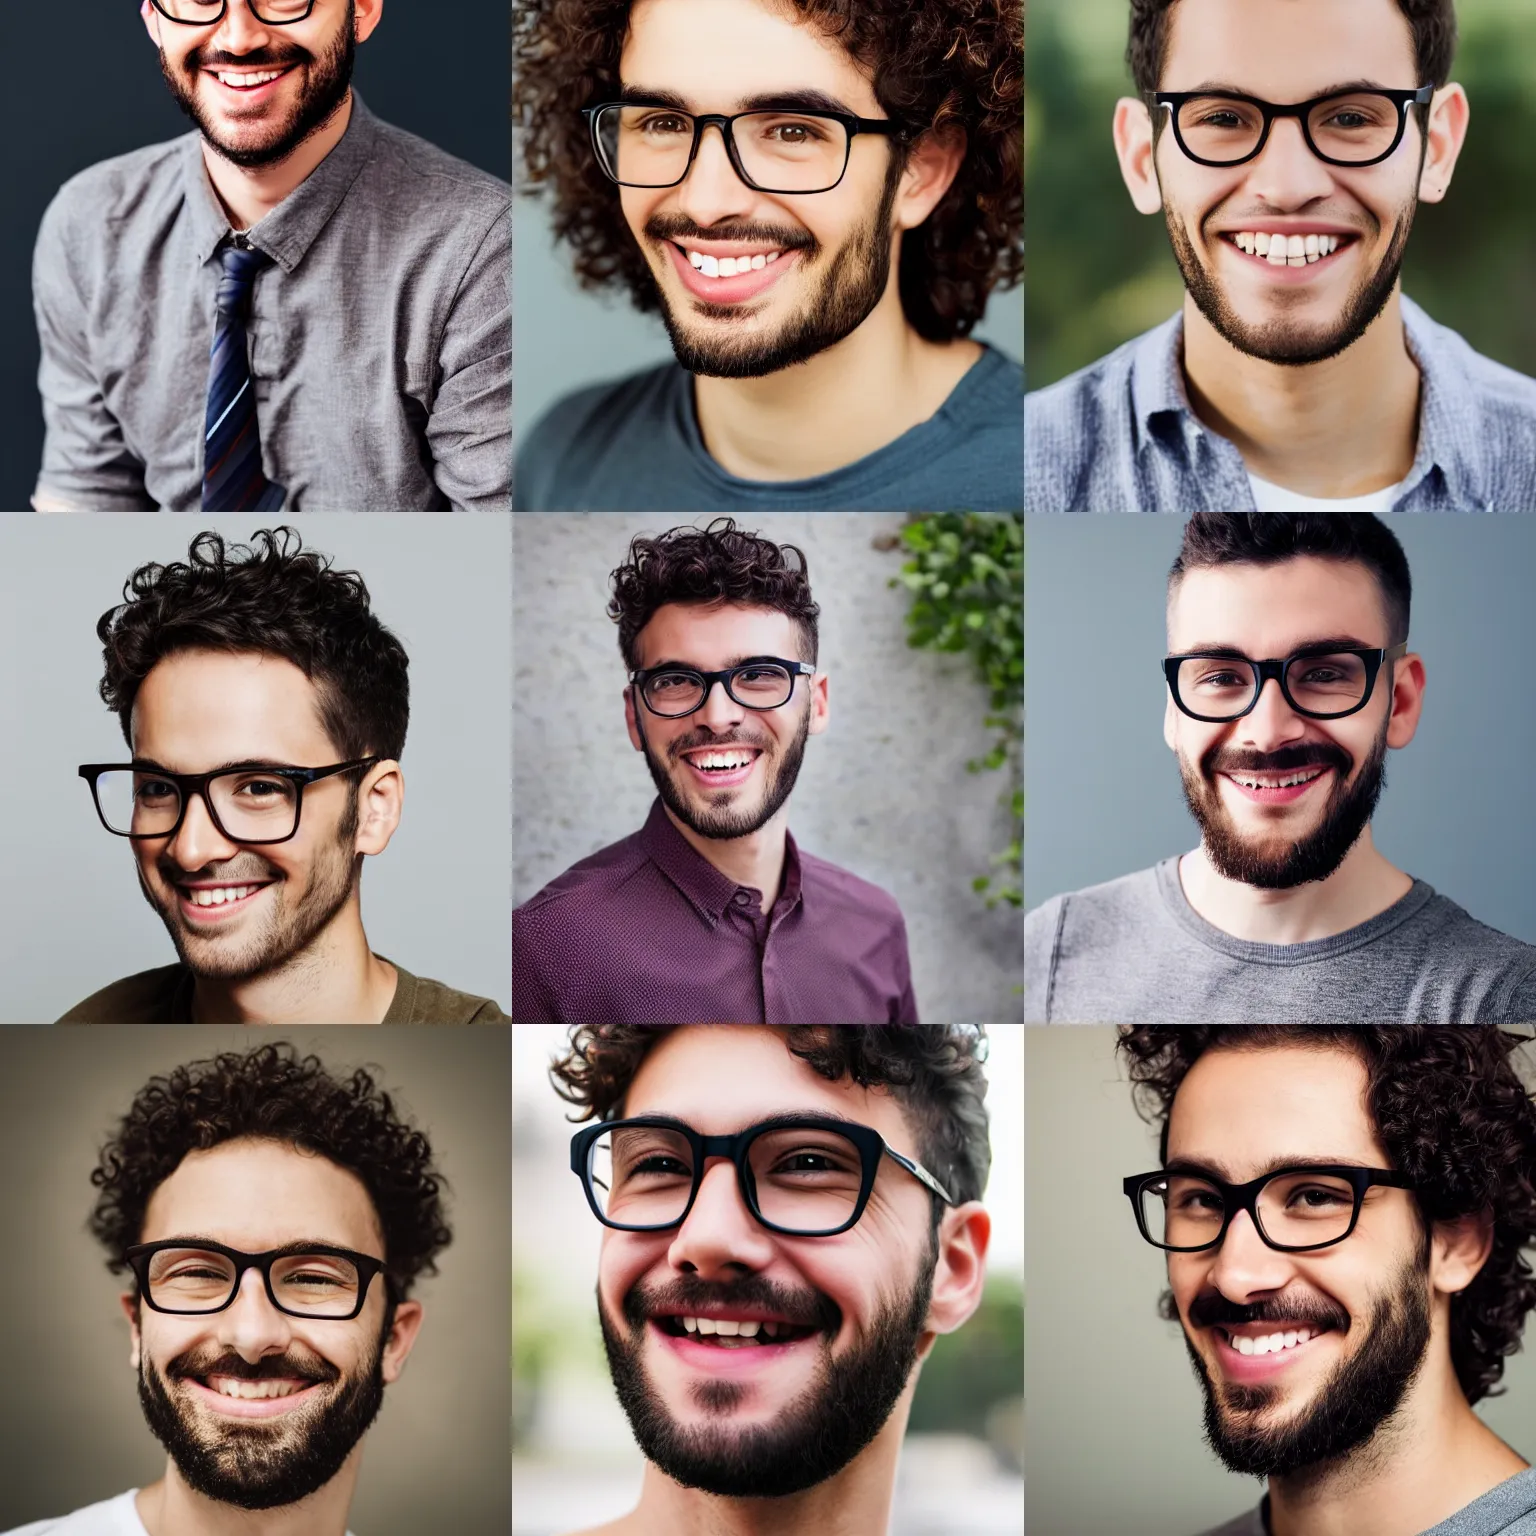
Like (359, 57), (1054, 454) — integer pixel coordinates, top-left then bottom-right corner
(630, 657), (815, 719)
(78, 758), (379, 844)
(150, 0), (317, 23)
(123, 1239), (389, 1318)
(1149, 85), (1434, 168)
(1124, 1164), (1416, 1254)
(571, 1114), (956, 1236)
(1163, 643), (1406, 723)
(584, 101), (903, 194)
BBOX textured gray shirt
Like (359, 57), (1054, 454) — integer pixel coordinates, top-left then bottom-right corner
(33, 95), (510, 511)
(1025, 857), (1536, 1024)
(1025, 297), (1536, 512)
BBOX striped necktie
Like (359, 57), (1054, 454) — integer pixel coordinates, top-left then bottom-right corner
(202, 243), (286, 511)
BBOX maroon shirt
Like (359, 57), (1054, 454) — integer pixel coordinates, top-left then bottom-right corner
(513, 799), (919, 1024)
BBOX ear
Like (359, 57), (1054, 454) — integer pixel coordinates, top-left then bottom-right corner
(354, 760), (404, 857)
(120, 1292), (143, 1372)
(1429, 1207), (1494, 1296)
(806, 671), (830, 739)
(140, 0), (163, 47)
(1384, 651), (1426, 751)
(380, 1300), (424, 1385)
(624, 685), (644, 753)
(1417, 84), (1470, 204)
(894, 123), (967, 232)
(1114, 97), (1165, 216)
(1163, 689), (1179, 754)
(919, 1202), (992, 1357)
(355, 0), (386, 44)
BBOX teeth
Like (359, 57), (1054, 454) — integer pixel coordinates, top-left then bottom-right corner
(691, 751), (754, 771)
(188, 884), (260, 907)
(1230, 1327), (1314, 1357)
(678, 1316), (787, 1344)
(1236, 232), (1340, 262)
(1230, 768), (1325, 790)
(216, 70), (284, 87)
(208, 1376), (302, 1400)
(683, 248), (783, 277)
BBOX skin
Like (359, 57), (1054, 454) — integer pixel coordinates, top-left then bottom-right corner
(125, 1138), (424, 1536)
(1112, 0), (1470, 498)
(624, 603), (829, 913)
(129, 649), (403, 1022)
(1164, 556), (1425, 944)
(568, 1024), (990, 1536)
(618, 0), (979, 482)
(1165, 1045), (1525, 1536)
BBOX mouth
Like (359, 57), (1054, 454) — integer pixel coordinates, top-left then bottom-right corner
(175, 880), (275, 925)
(664, 240), (803, 305)
(650, 1313), (824, 1370)
(1213, 1323), (1335, 1381)
(1219, 229), (1359, 281)
(678, 745), (763, 790)
(1219, 765), (1333, 805)
(203, 64), (297, 101)
(184, 1372), (326, 1419)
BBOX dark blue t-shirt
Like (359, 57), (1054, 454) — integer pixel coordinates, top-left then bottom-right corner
(514, 346), (1023, 511)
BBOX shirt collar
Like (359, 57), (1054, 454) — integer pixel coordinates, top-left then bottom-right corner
(638, 798), (804, 925)
(1129, 310), (1196, 456)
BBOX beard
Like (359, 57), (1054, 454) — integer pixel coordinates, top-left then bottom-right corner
(157, 2), (356, 171)
(138, 1333), (387, 1511)
(1177, 713), (1390, 890)
(598, 1246), (934, 1498)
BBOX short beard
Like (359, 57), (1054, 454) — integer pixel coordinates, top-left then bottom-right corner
(158, 2), (356, 171)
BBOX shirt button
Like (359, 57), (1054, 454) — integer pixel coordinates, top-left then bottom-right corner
(734, 891), (752, 905)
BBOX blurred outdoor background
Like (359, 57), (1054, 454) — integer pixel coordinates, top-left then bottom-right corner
(512, 1025), (1024, 1536)
(1026, 0), (1536, 388)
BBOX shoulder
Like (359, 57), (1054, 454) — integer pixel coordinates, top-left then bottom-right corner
(1407, 297), (1536, 413)
(0, 1489), (143, 1535)
(56, 967), (189, 1024)
(514, 829), (653, 927)
(38, 136), (191, 248)
(1189, 1507), (1267, 1536)
(956, 345), (1025, 415)
(1026, 324), (1155, 430)
(384, 964), (508, 1024)
(1414, 890), (1536, 962)
(364, 111), (511, 214)
(1027, 865), (1166, 938)
(795, 849), (907, 930)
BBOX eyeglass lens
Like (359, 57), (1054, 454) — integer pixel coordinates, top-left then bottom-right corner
(1140, 1172), (1359, 1249)
(595, 105), (850, 191)
(589, 1125), (865, 1231)
(157, 0), (313, 19)
(642, 663), (795, 716)
(1174, 92), (1405, 164)
(1176, 653), (1369, 718)
(94, 769), (300, 839)
(145, 1246), (362, 1315)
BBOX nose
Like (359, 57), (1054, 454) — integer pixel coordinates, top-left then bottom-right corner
(695, 677), (747, 734)
(1243, 114), (1336, 208)
(1203, 1207), (1294, 1302)
(163, 789), (242, 872)
(1236, 674), (1308, 752)
(212, 0), (276, 54)
(674, 122), (759, 229)
(215, 1266), (294, 1363)
(665, 1157), (774, 1278)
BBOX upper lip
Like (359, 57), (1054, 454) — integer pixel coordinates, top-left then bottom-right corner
(679, 744), (762, 758)
(654, 1307), (810, 1326)
(1216, 220), (1360, 237)
(176, 879), (273, 890)
(671, 237), (795, 259)
(1216, 1321), (1332, 1338)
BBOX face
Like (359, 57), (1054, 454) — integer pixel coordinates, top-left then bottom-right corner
(616, 0), (906, 378)
(1164, 1046), (1434, 1477)
(625, 603), (829, 842)
(129, 649), (388, 982)
(126, 1138), (421, 1510)
(593, 1027), (948, 1497)
(142, 0), (375, 170)
(1164, 557), (1422, 889)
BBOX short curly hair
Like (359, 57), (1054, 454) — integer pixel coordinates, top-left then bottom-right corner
(1116, 1026), (1536, 1406)
(514, 0), (1023, 342)
(549, 1025), (991, 1227)
(97, 527), (410, 763)
(608, 518), (821, 671)
(89, 1043), (452, 1301)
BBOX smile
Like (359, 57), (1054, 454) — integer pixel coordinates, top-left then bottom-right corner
(1215, 1323), (1334, 1379)
(679, 746), (762, 788)
(665, 241), (802, 304)
(186, 1373), (324, 1419)
(205, 65), (296, 95)
(1221, 766), (1331, 804)
(1220, 229), (1358, 280)
(651, 1314), (822, 1369)
(176, 882), (273, 923)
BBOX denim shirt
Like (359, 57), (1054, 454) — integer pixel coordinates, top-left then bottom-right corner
(1025, 296), (1536, 512)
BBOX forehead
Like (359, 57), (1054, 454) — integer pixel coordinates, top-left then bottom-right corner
(1168, 556), (1389, 655)
(1167, 1044), (1387, 1179)
(140, 1137), (384, 1255)
(1161, 0), (1418, 96)
(131, 649), (335, 768)
(634, 601), (802, 669)
(621, 0), (877, 114)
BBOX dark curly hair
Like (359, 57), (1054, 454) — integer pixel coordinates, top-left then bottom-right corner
(549, 1025), (991, 1229)
(514, 0), (1023, 342)
(608, 518), (821, 670)
(97, 527), (410, 762)
(89, 1043), (452, 1303)
(1116, 1026), (1536, 1406)
(1126, 0), (1457, 93)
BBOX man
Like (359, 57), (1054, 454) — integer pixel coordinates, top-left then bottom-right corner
(513, 520), (918, 1023)
(1024, 513), (1536, 1022)
(550, 1023), (992, 1536)
(33, 0), (509, 511)
(1025, 0), (1536, 513)
(3, 1042), (443, 1536)
(1116, 1025), (1536, 1536)
(64, 526), (506, 1023)
(512, 0), (1023, 511)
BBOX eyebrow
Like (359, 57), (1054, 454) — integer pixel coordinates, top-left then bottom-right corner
(1171, 78), (1397, 99)
(618, 84), (858, 117)
(155, 1235), (367, 1255)
(131, 758), (305, 775)
(643, 654), (795, 672)
(628, 1108), (867, 1133)
(1163, 1155), (1379, 1182)
(1173, 635), (1378, 658)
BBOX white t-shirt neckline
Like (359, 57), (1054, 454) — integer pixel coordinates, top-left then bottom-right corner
(1247, 470), (1404, 512)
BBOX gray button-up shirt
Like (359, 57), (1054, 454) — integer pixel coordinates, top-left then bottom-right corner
(32, 95), (510, 511)
(1025, 295), (1536, 512)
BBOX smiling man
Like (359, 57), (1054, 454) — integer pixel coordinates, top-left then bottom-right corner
(513, 519), (918, 1023)
(1024, 513), (1536, 1022)
(62, 527), (505, 1023)
(513, 0), (1023, 511)
(549, 1023), (992, 1536)
(1116, 1025), (1536, 1536)
(31, 0), (510, 511)
(1026, 0), (1536, 513)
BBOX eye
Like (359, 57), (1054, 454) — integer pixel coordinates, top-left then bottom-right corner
(136, 779), (178, 802)
(637, 113), (692, 136)
(232, 778), (288, 801)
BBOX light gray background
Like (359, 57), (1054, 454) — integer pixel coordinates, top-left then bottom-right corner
(0, 514), (511, 1023)
(1024, 1026), (1536, 1536)
(512, 194), (1026, 444)
(512, 512), (1023, 1022)
(0, 1025), (510, 1536)
(1023, 513), (1536, 943)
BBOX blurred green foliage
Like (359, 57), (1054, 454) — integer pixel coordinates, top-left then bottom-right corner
(908, 1273), (1024, 1442)
(1025, 0), (1536, 388)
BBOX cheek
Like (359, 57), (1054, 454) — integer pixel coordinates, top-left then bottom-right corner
(620, 189), (660, 238)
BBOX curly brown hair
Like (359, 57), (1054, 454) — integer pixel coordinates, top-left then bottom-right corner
(608, 518), (821, 670)
(89, 1043), (452, 1302)
(549, 1025), (991, 1224)
(514, 0), (1023, 342)
(1116, 1026), (1536, 1406)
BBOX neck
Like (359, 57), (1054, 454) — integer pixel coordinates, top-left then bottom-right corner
(201, 89), (353, 232)
(1180, 288), (1421, 499)
(136, 1450), (362, 1536)
(691, 279), (981, 482)
(664, 803), (790, 916)
(1178, 825), (1413, 945)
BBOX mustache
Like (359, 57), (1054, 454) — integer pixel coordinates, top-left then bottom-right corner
(624, 1277), (839, 1334)
(1187, 1289), (1351, 1334)
(156, 858), (280, 884)
(1204, 742), (1352, 777)
(1203, 204), (1377, 243)
(667, 728), (773, 758)
(169, 1347), (336, 1385)
(192, 46), (311, 70)
(644, 213), (817, 253)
